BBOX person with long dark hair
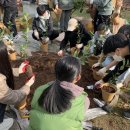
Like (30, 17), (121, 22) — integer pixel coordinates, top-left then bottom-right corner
(28, 56), (90, 130)
(0, 41), (35, 129)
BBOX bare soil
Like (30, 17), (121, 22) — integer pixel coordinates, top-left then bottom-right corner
(11, 51), (130, 130)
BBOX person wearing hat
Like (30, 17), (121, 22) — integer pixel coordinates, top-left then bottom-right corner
(58, 18), (91, 56)
(32, 5), (59, 43)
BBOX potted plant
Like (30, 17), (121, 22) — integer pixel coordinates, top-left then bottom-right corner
(101, 83), (117, 103)
(92, 66), (103, 81)
(3, 35), (17, 61)
(87, 55), (99, 67)
(19, 13), (31, 59)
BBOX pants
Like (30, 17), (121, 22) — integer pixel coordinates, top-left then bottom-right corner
(3, 7), (18, 37)
(32, 30), (59, 41)
(60, 9), (72, 32)
(0, 104), (6, 123)
(94, 12), (111, 32)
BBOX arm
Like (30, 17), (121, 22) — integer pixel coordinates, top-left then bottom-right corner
(60, 32), (69, 50)
(0, 74), (30, 105)
(32, 18), (37, 31)
(106, 60), (118, 70)
(103, 58), (130, 82)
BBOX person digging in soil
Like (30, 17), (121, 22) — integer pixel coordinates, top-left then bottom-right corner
(57, 18), (91, 57)
(32, 5), (59, 44)
(28, 56), (91, 130)
(0, 41), (35, 130)
(94, 33), (130, 119)
(92, 25), (130, 77)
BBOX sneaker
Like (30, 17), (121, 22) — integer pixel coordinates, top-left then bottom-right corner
(0, 118), (14, 130)
(124, 111), (130, 120)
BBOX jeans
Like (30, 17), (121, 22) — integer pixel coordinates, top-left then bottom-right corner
(3, 7), (18, 37)
(60, 10), (72, 31)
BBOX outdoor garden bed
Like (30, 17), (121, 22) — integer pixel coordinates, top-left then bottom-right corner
(11, 51), (130, 130)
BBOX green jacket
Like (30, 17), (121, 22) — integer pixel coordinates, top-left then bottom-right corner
(28, 83), (87, 130)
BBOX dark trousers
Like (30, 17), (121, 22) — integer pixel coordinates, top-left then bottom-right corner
(3, 7), (18, 37)
(94, 12), (111, 32)
(32, 30), (59, 41)
(0, 104), (6, 123)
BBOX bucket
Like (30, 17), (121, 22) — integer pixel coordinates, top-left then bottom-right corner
(92, 67), (103, 81)
(9, 51), (17, 61)
(87, 55), (99, 67)
(101, 83), (117, 103)
(40, 41), (48, 53)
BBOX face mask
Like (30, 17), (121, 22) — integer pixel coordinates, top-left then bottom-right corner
(40, 11), (50, 20)
(113, 54), (124, 61)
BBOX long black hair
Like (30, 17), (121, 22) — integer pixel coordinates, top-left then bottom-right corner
(38, 56), (81, 114)
(0, 41), (14, 89)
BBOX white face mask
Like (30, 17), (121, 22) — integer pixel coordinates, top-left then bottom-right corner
(40, 11), (50, 20)
(113, 54), (124, 61)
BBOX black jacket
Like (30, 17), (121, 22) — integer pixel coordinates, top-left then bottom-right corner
(60, 22), (91, 50)
(32, 17), (52, 37)
(0, 0), (17, 8)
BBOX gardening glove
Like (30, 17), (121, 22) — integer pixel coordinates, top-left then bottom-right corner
(76, 43), (83, 49)
(97, 67), (107, 77)
(92, 62), (100, 69)
(34, 30), (39, 40)
(57, 50), (64, 57)
(25, 74), (35, 87)
(95, 80), (104, 89)
(42, 37), (49, 43)
(19, 61), (29, 74)
(123, 74), (130, 88)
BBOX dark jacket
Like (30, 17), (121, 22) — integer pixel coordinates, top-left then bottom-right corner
(103, 55), (130, 82)
(32, 17), (52, 37)
(0, 0), (17, 8)
(60, 22), (91, 50)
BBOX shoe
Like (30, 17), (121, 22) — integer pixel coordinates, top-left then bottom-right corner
(0, 118), (14, 130)
(124, 111), (130, 120)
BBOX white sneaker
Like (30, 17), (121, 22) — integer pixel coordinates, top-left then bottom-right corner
(0, 118), (14, 130)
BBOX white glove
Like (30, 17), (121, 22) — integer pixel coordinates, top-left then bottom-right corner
(19, 61), (29, 74)
(25, 75), (35, 87)
(95, 80), (104, 88)
(34, 30), (39, 40)
(97, 67), (107, 77)
(57, 50), (64, 57)
(92, 62), (100, 69)
(42, 37), (49, 43)
(76, 43), (83, 49)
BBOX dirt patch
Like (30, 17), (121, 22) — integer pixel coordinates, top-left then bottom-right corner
(11, 51), (130, 130)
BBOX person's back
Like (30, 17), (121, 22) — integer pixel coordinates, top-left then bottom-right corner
(28, 56), (90, 130)
(1, 0), (17, 8)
